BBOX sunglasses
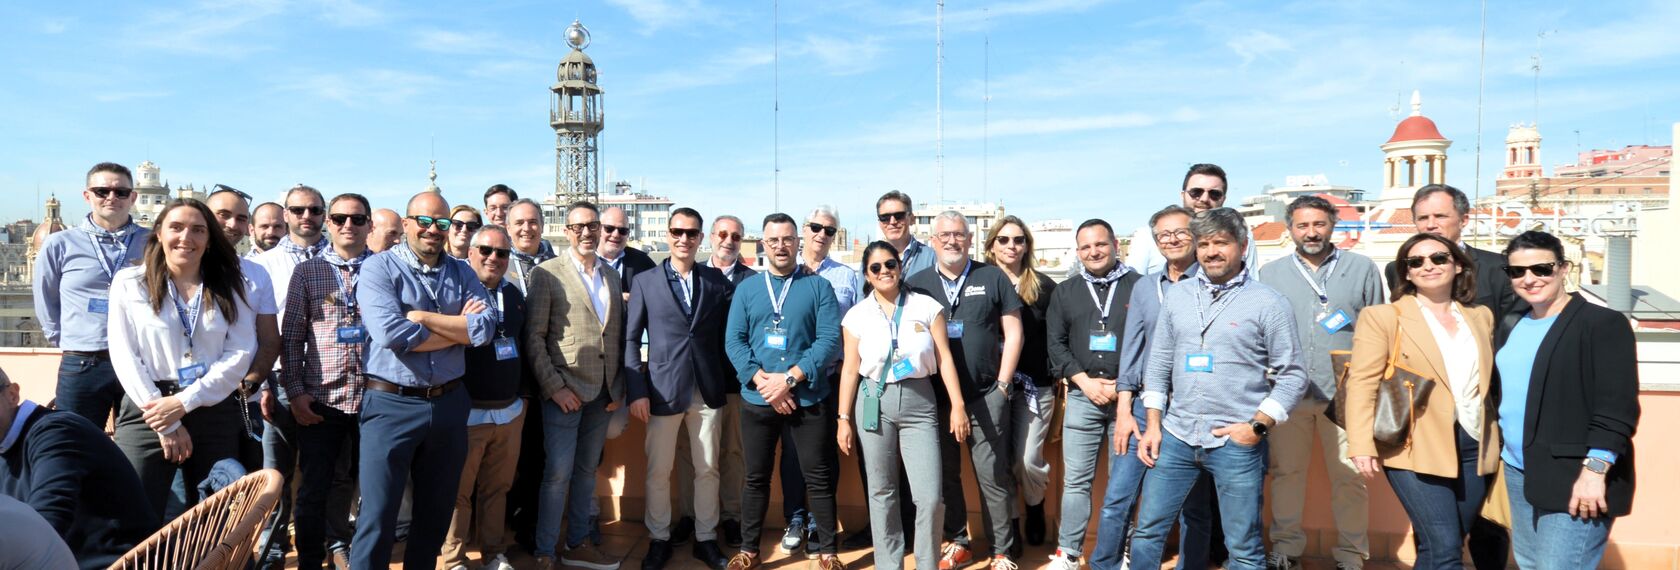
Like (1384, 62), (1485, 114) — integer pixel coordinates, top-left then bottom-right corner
(567, 221), (601, 233)
(669, 227), (702, 240)
(450, 220), (484, 232)
(715, 231), (743, 242)
(288, 205), (325, 217)
(409, 215), (454, 230)
(993, 235), (1026, 246)
(328, 213), (370, 227)
(868, 259), (901, 274)
(1185, 187), (1226, 202)
(475, 245), (512, 259)
(1402, 251), (1454, 270)
(209, 184), (251, 201)
(602, 224), (630, 236)
(807, 223), (837, 236)
(1502, 262), (1559, 279)
(877, 211), (909, 224)
(89, 186), (134, 199)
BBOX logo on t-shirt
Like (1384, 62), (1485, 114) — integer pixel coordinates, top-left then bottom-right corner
(963, 285), (986, 297)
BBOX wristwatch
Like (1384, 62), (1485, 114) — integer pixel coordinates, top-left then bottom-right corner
(1583, 457), (1612, 475)
(1248, 420), (1270, 439)
(785, 372), (802, 388)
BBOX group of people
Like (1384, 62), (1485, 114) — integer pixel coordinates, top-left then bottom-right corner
(1, 160), (1640, 570)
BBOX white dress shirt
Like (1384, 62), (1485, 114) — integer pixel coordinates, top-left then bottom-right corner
(107, 265), (258, 433)
(1416, 297), (1482, 442)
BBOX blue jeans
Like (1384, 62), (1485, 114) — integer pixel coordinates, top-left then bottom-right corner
(1384, 424), (1487, 570)
(352, 387), (471, 569)
(257, 388), (299, 565)
(1090, 399), (1214, 570)
(1505, 464), (1611, 570)
(1055, 389), (1114, 558)
(535, 392), (613, 556)
(1128, 431), (1268, 570)
(55, 352), (124, 427)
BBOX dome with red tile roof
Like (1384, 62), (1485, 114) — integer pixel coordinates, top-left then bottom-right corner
(1386, 91), (1446, 143)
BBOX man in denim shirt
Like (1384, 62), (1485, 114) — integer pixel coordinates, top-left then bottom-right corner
(1132, 208), (1307, 570)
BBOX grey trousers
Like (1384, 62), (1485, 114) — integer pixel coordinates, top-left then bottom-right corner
(938, 385), (1016, 555)
(857, 379), (944, 570)
(1057, 388), (1115, 557)
(1010, 382), (1058, 513)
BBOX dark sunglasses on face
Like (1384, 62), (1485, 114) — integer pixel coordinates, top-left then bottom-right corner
(409, 215), (453, 230)
(476, 245), (512, 259)
(877, 211), (909, 224)
(328, 213), (370, 227)
(1502, 262), (1559, 279)
(1185, 187), (1226, 202)
(567, 221), (601, 234)
(868, 259), (901, 274)
(993, 235), (1027, 246)
(602, 224), (629, 235)
(89, 186), (134, 199)
(209, 184), (252, 201)
(807, 223), (837, 236)
(669, 227), (702, 240)
(288, 206), (325, 217)
(451, 220), (484, 232)
(1402, 251), (1454, 269)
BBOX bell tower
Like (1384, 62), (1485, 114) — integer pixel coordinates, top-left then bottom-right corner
(1502, 123), (1543, 180)
(552, 19), (604, 206)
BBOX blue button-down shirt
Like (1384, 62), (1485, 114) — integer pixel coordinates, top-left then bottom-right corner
(899, 239), (936, 279)
(32, 218), (150, 351)
(1117, 264), (1199, 393)
(357, 243), (494, 388)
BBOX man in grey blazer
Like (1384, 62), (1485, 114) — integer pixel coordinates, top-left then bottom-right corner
(524, 200), (626, 570)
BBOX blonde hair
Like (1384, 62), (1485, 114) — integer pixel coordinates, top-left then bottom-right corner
(983, 215), (1042, 305)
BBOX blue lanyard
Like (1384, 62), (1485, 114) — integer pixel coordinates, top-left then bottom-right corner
(332, 263), (361, 320)
(870, 292), (906, 395)
(167, 279), (204, 360)
(763, 272), (794, 324)
(85, 226), (134, 279)
(1291, 252), (1339, 308)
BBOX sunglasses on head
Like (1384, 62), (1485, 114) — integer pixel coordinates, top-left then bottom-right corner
(1184, 187), (1226, 202)
(877, 211), (909, 224)
(451, 220), (484, 232)
(993, 235), (1026, 246)
(1502, 262), (1559, 279)
(209, 184), (251, 201)
(328, 213), (369, 227)
(869, 259), (901, 274)
(1402, 251), (1454, 269)
(409, 215), (453, 230)
(476, 245), (512, 259)
(89, 186), (134, 200)
(288, 205), (324, 217)
(669, 227), (702, 240)
(601, 224), (629, 235)
(807, 223), (837, 236)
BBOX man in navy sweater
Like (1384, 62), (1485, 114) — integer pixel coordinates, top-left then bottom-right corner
(0, 367), (158, 569)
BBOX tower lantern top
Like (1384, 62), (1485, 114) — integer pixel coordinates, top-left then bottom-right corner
(566, 19), (590, 50)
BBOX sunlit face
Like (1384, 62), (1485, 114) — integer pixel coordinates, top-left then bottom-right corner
(1289, 206), (1334, 257)
(711, 218), (744, 263)
(369, 210), (403, 252)
(1152, 213), (1193, 264)
(565, 207), (601, 256)
(762, 221), (798, 273)
(509, 203), (544, 254)
(448, 211), (481, 254)
(876, 199), (912, 242)
(668, 213), (702, 262)
(600, 207), (630, 257)
(206, 192), (251, 245)
(484, 192), (513, 226)
(1182, 173), (1226, 212)
(84, 171), (135, 220)
(470, 229), (512, 285)
(1506, 248), (1567, 306)
(933, 217), (970, 267)
(1411, 192), (1466, 244)
(251, 204), (287, 251)
(1402, 239), (1461, 294)
(1195, 231), (1245, 281)
(988, 223), (1028, 269)
(284, 190), (325, 241)
(805, 213), (837, 255)
(864, 247), (901, 294)
(327, 199), (371, 251)
(404, 196), (450, 257)
(1075, 224), (1117, 275)
(159, 206), (210, 271)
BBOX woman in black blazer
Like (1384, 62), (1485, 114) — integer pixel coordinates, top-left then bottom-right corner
(1492, 231), (1640, 569)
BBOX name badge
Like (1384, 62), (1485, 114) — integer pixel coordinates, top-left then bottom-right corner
(336, 325), (366, 344)
(946, 320), (965, 339)
(88, 297), (110, 314)
(1317, 309), (1351, 334)
(1185, 352), (1214, 373)
(765, 327), (788, 350)
(890, 358), (915, 380)
(178, 362), (208, 386)
(1088, 330), (1117, 352)
(494, 337), (520, 360)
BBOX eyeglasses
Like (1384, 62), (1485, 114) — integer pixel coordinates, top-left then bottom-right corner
(936, 231), (968, 242)
(868, 259), (901, 274)
(566, 221), (601, 234)
(1184, 187), (1226, 202)
(409, 215), (454, 230)
(475, 245), (512, 259)
(328, 213), (370, 227)
(209, 184), (251, 201)
(715, 231), (743, 242)
(669, 227), (702, 240)
(1154, 229), (1193, 243)
(602, 224), (629, 235)
(993, 235), (1027, 246)
(1401, 251), (1454, 269)
(450, 220), (484, 232)
(1502, 262), (1560, 279)
(89, 186), (134, 199)
(762, 236), (798, 246)
(877, 211), (909, 224)
(288, 206), (325, 217)
(807, 223), (837, 236)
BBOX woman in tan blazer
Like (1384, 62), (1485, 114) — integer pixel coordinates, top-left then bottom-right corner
(1346, 233), (1500, 570)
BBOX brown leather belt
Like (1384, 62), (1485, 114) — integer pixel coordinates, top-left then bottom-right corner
(368, 377), (462, 400)
(64, 350), (111, 359)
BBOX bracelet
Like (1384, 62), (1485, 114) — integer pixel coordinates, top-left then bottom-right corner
(837, 414), (852, 421)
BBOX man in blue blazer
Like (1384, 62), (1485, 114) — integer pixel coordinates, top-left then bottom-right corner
(626, 207), (737, 570)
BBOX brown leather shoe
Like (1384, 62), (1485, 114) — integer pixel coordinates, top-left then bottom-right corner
(814, 554), (848, 570)
(535, 555), (556, 570)
(725, 552), (759, 570)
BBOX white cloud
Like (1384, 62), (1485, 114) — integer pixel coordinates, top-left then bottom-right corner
(311, 0), (384, 27)
(1227, 30), (1290, 66)
(40, 18), (71, 34)
(792, 34), (886, 76)
(127, 0), (287, 55)
(277, 69), (443, 106)
(606, 0), (724, 34)
(93, 91), (173, 103)
(624, 45), (775, 97)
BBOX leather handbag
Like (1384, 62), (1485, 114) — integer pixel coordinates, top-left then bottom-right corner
(1328, 305), (1436, 449)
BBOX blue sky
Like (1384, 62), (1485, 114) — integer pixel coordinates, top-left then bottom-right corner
(2, 0), (1676, 240)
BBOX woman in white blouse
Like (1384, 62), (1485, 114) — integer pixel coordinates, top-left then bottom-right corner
(108, 199), (257, 515)
(1345, 233), (1499, 570)
(835, 240), (970, 570)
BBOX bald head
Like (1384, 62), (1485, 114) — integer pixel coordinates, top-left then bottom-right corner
(368, 208), (404, 253)
(404, 193), (450, 259)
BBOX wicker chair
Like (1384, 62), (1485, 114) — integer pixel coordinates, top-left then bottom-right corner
(108, 468), (284, 570)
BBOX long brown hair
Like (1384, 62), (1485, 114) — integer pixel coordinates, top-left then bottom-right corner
(983, 215), (1042, 305)
(143, 199), (247, 320)
(1391, 233), (1477, 305)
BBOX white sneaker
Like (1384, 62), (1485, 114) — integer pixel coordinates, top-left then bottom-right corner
(1265, 552), (1299, 570)
(1118, 551), (1129, 570)
(446, 565), (469, 570)
(488, 554), (517, 570)
(1046, 549), (1080, 570)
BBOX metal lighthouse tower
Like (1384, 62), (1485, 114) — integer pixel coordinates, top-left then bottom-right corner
(552, 19), (604, 205)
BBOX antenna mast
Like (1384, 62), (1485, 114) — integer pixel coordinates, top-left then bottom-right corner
(1472, 0), (1486, 240)
(983, 7), (990, 204)
(935, 0), (944, 203)
(773, 0), (781, 212)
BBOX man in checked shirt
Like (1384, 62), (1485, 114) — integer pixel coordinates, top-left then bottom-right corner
(281, 192), (375, 570)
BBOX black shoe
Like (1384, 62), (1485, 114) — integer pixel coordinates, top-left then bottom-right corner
(643, 539), (673, 570)
(1008, 518), (1025, 559)
(840, 525), (874, 551)
(672, 516), (696, 545)
(721, 519), (743, 549)
(1024, 502), (1046, 546)
(693, 540), (730, 570)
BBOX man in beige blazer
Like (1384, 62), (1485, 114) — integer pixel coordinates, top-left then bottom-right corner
(524, 200), (627, 570)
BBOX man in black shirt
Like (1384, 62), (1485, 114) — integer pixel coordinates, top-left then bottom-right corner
(905, 211), (1025, 570)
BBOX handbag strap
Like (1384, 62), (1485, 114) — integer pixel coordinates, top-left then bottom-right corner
(1386, 304), (1404, 379)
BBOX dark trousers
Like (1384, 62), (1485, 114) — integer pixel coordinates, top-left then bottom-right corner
(1468, 518), (1512, 569)
(508, 396), (547, 549)
(739, 400), (837, 555)
(257, 389), (300, 566)
(1384, 424), (1490, 570)
(294, 403), (361, 570)
(114, 395), (242, 516)
(55, 352), (124, 428)
(351, 387), (470, 569)
(779, 427), (811, 525)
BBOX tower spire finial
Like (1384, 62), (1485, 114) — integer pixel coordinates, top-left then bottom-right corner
(1410, 90), (1422, 117)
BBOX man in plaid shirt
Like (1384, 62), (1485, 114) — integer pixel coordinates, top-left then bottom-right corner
(281, 192), (374, 570)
